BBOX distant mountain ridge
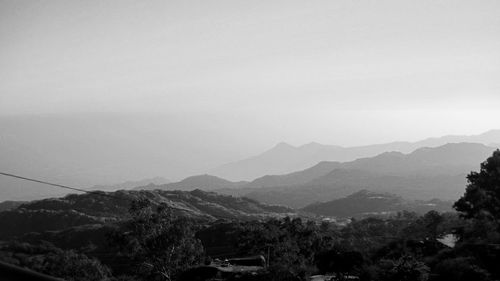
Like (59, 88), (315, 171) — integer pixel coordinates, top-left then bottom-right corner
(135, 174), (248, 191)
(217, 143), (497, 208)
(92, 177), (170, 191)
(3, 122), (499, 202)
(130, 143), (497, 208)
(245, 142), (494, 189)
(211, 130), (500, 181)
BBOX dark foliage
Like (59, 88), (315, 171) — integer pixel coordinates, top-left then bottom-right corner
(455, 149), (500, 227)
(107, 199), (205, 281)
(0, 241), (112, 281)
(432, 257), (490, 281)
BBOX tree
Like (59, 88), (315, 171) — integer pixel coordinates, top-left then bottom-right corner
(433, 257), (491, 281)
(447, 150), (500, 280)
(370, 256), (429, 281)
(454, 149), (500, 225)
(108, 199), (204, 281)
(401, 211), (443, 240)
(315, 245), (364, 281)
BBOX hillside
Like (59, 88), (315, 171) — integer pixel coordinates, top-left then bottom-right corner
(218, 143), (496, 208)
(301, 190), (453, 218)
(211, 130), (500, 181)
(246, 161), (342, 188)
(0, 189), (293, 240)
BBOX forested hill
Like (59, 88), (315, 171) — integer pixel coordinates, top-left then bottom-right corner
(302, 190), (453, 218)
(0, 189), (293, 239)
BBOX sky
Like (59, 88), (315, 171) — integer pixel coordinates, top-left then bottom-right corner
(1, 0), (500, 147)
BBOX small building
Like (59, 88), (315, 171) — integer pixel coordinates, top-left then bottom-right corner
(179, 255), (266, 281)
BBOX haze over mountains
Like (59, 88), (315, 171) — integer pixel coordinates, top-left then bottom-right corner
(92, 177), (170, 191)
(1, 114), (499, 202)
(134, 142), (497, 209)
(217, 143), (495, 208)
(0, 113), (249, 200)
(1, 124), (499, 253)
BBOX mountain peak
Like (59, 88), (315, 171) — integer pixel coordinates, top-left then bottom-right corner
(211, 129), (500, 182)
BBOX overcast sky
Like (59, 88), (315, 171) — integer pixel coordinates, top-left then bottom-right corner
(1, 0), (499, 147)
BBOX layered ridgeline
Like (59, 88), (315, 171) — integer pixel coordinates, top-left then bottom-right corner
(301, 190), (452, 218)
(211, 130), (500, 181)
(0, 189), (293, 240)
(135, 143), (496, 208)
(3, 119), (500, 202)
(216, 143), (496, 208)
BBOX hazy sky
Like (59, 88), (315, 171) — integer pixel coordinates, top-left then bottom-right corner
(1, 0), (499, 146)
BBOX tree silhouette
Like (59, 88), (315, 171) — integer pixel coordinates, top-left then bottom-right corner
(454, 149), (500, 225)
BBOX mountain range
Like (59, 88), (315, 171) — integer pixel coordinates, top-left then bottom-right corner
(2, 117), (499, 203)
(216, 142), (496, 208)
(136, 142), (496, 208)
(211, 130), (500, 181)
(1, 141), (493, 243)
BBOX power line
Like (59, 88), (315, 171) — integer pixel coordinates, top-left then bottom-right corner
(0, 172), (190, 212)
(1, 172), (95, 194)
(0, 171), (131, 202)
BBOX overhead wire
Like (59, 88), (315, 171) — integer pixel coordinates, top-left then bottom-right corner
(0, 171), (194, 213)
(0, 171), (132, 202)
